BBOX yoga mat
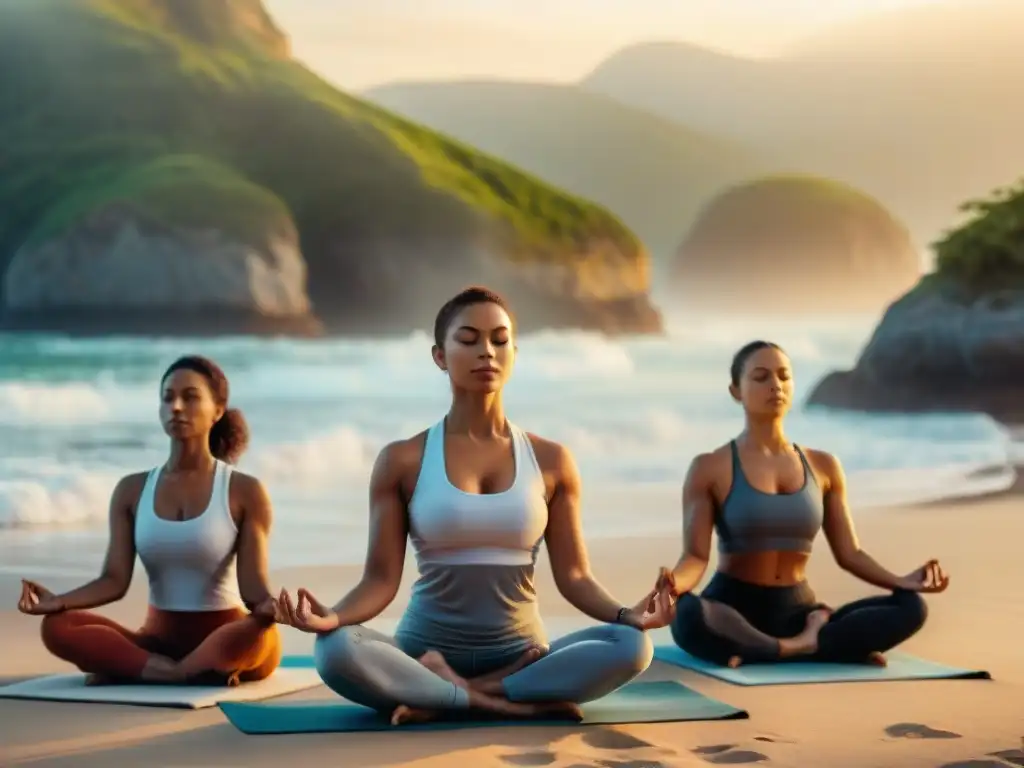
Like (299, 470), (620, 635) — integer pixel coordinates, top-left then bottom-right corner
(653, 645), (991, 686)
(219, 678), (748, 734)
(0, 663), (323, 710)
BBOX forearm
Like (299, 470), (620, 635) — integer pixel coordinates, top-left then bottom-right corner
(839, 550), (906, 591)
(557, 572), (624, 624)
(57, 576), (126, 611)
(669, 555), (709, 596)
(240, 579), (274, 610)
(329, 576), (397, 627)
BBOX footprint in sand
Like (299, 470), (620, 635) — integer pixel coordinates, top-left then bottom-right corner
(691, 744), (769, 764)
(582, 730), (658, 751)
(884, 723), (963, 740)
(753, 735), (796, 745)
(500, 751), (558, 766)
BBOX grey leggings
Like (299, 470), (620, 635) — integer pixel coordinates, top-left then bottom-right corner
(313, 623), (654, 713)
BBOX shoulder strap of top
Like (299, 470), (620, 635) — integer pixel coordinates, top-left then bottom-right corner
(509, 422), (541, 475)
(136, 466), (161, 520)
(729, 440), (741, 471)
(421, 420), (446, 478)
(793, 444), (818, 487)
(727, 440), (749, 493)
(216, 460), (233, 511)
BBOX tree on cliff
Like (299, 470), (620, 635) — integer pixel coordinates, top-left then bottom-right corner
(807, 176), (1024, 421)
(933, 177), (1024, 291)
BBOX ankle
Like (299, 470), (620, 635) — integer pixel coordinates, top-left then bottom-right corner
(470, 678), (502, 695)
(142, 655), (185, 682)
(778, 634), (816, 658)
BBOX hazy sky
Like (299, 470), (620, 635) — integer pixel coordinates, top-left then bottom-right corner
(266, 0), (945, 90)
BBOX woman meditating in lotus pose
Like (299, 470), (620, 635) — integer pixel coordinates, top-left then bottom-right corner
(278, 287), (671, 725)
(659, 340), (949, 669)
(17, 356), (284, 685)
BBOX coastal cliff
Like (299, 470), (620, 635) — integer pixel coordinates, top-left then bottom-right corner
(808, 179), (1024, 422)
(0, 0), (661, 337)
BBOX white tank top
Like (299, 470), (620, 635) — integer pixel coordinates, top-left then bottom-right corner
(396, 419), (550, 653)
(407, 419), (549, 567)
(134, 461), (243, 611)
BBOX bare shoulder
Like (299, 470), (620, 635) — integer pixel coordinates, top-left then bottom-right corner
(525, 432), (576, 475)
(689, 445), (731, 482)
(374, 431), (430, 496)
(227, 470), (271, 505)
(112, 471), (150, 512)
(802, 447), (844, 488)
(378, 432), (427, 473)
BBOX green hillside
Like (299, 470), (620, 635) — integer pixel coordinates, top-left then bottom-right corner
(0, 0), (646, 329)
(365, 80), (759, 263)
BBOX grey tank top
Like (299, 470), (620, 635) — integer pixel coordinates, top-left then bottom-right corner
(395, 420), (549, 654)
(715, 441), (824, 554)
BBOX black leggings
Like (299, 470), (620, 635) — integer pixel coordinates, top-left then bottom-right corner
(670, 572), (928, 666)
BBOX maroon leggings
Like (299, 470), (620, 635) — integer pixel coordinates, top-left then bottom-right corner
(41, 605), (281, 682)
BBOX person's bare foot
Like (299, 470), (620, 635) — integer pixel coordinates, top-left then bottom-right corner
(84, 673), (117, 686)
(779, 608), (831, 657)
(418, 651), (469, 689)
(865, 651), (888, 667)
(727, 655), (743, 668)
(469, 647), (545, 694)
(391, 705), (440, 726)
(467, 689), (583, 722)
(389, 696), (581, 726)
(139, 654), (185, 684)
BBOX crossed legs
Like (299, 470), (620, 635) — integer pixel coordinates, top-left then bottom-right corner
(313, 623), (653, 724)
(672, 585), (928, 667)
(40, 606), (281, 684)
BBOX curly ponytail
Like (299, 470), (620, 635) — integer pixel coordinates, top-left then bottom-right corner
(208, 406), (250, 464)
(161, 355), (250, 464)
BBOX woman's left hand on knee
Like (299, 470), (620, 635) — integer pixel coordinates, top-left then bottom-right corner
(896, 559), (950, 594)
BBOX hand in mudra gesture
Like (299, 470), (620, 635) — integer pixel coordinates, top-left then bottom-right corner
(899, 559), (950, 594)
(622, 568), (678, 630)
(17, 580), (64, 615)
(278, 587), (340, 634)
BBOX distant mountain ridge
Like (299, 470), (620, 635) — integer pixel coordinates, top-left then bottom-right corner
(581, 0), (1024, 250)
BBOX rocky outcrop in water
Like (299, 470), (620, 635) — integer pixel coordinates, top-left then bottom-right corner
(808, 180), (1024, 422)
(808, 277), (1024, 422)
(3, 203), (318, 336)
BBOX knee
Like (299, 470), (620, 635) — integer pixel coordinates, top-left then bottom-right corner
(894, 590), (928, 632)
(669, 594), (702, 648)
(313, 625), (362, 683)
(608, 623), (654, 677)
(40, 612), (74, 655)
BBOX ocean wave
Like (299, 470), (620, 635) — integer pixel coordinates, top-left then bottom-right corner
(0, 325), (1016, 531)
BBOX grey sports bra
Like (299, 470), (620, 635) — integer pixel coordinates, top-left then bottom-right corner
(715, 441), (824, 554)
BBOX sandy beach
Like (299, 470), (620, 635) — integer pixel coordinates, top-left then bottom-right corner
(1, 490), (1020, 768)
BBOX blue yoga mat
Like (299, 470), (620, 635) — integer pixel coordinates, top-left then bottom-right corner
(220, 657), (747, 734)
(653, 645), (991, 686)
